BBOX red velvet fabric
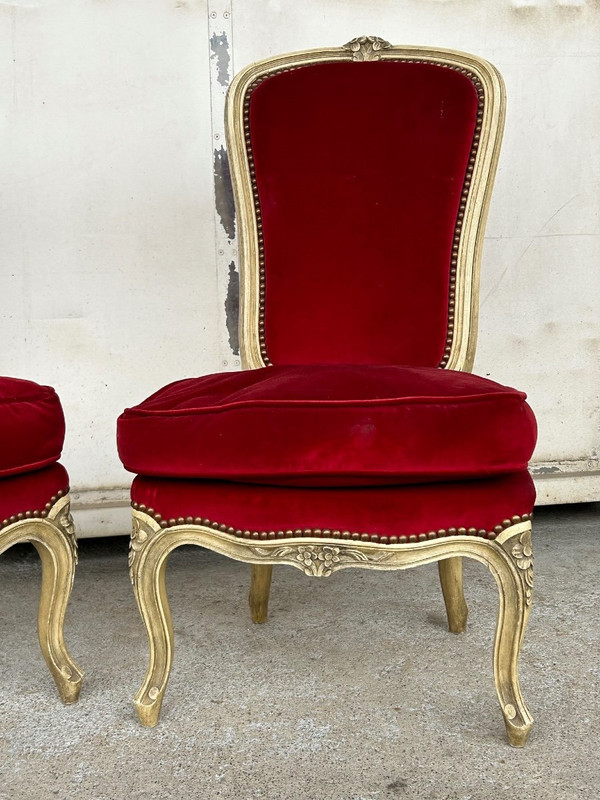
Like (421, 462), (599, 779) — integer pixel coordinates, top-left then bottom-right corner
(117, 365), (537, 486)
(249, 61), (479, 366)
(0, 377), (65, 477)
(131, 471), (535, 540)
(0, 463), (69, 525)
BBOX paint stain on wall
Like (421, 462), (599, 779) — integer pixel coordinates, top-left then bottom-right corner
(210, 32), (230, 87)
(209, 30), (237, 356)
(213, 145), (236, 241)
(225, 261), (239, 355)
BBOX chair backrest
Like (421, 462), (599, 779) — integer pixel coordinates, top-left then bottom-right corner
(227, 37), (505, 373)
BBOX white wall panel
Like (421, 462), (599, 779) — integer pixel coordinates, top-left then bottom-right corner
(0, 1), (598, 535)
(1, 1), (221, 534)
(232, 0), (600, 505)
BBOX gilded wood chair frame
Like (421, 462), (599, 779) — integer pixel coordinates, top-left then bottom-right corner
(0, 492), (83, 703)
(227, 36), (506, 374)
(129, 37), (534, 747)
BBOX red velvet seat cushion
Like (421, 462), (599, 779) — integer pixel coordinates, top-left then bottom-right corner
(131, 470), (536, 543)
(117, 365), (536, 487)
(0, 377), (65, 478)
(0, 463), (70, 528)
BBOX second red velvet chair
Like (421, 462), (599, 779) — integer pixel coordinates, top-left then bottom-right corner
(117, 36), (537, 746)
(0, 376), (83, 704)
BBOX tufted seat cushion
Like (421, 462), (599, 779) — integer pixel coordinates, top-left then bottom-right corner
(117, 365), (537, 487)
(0, 377), (66, 478)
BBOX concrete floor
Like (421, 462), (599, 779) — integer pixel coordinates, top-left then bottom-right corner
(0, 504), (598, 800)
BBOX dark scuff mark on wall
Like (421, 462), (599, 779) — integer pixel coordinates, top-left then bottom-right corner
(210, 32), (231, 87)
(209, 28), (238, 357)
(225, 261), (239, 355)
(213, 145), (236, 241)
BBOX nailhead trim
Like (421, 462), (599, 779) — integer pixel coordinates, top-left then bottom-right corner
(132, 501), (531, 544)
(0, 488), (68, 532)
(242, 58), (485, 369)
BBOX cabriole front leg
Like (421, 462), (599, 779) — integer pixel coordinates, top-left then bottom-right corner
(37, 496), (84, 703)
(0, 496), (83, 704)
(491, 524), (534, 747)
(33, 533), (83, 704)
(129, 514), (176, 727)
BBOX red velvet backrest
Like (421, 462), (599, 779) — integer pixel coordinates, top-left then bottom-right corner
(230, 45), (504, 369)
(248, 61), (479, 367)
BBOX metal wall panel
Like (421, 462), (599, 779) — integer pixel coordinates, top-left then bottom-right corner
(230, 0), (600, 506)
(1, 0), (597, 536)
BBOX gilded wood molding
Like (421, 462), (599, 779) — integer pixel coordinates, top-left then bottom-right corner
(226, 38), (506, 374)
(130, 509), (532, 744)
(498, 526), (534, 607)
(54, 498), (78, 569)
(342, 36), (392, 62)
(0, 494), (83, 704)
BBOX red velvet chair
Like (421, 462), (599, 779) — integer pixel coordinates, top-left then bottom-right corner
(0, 377), (83, 703)
(117, 37), (537, 745)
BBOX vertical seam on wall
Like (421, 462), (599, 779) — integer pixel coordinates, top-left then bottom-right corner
(208, 0), (239, 366)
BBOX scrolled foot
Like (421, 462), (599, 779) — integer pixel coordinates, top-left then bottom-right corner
(134, 686), (165, 728)
(504, 713), (533, 748)
(53, 664), (84, 704)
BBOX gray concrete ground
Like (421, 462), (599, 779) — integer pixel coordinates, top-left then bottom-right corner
(0, 503), (598, 800)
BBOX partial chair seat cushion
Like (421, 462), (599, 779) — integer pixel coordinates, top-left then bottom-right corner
(118, 365), (537, 487)
(0, 377), (66, 477)
(131, 470), (536, 544)
(0, 463), (70, 530)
